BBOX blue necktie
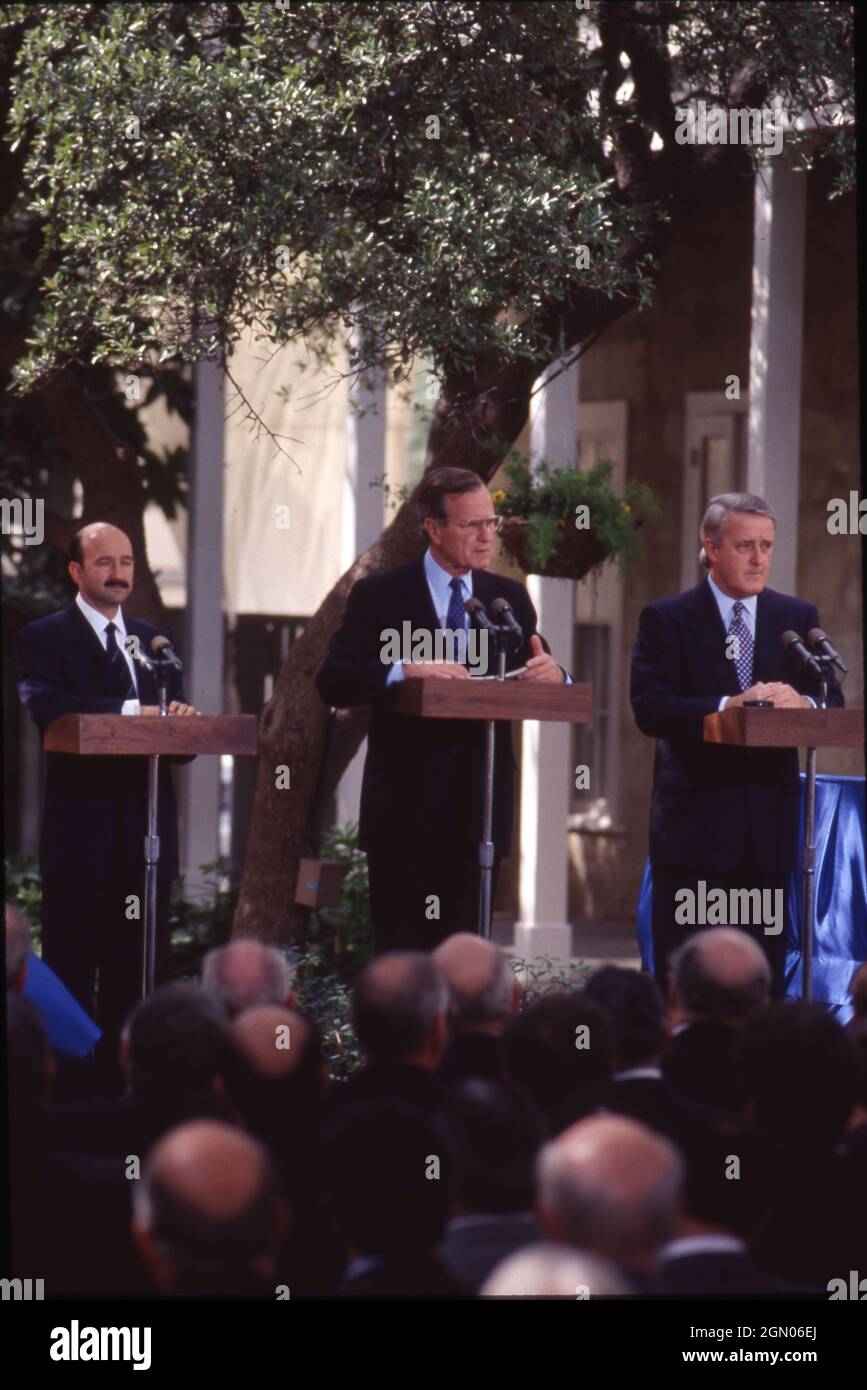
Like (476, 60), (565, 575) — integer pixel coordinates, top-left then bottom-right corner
(729, 601), (754, 691)
(446, 575), (467, 632)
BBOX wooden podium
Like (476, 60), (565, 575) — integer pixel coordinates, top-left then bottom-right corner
(44, 714), (258, 995)
(703, 706), (864, 998)
(388, 677), (591, 937)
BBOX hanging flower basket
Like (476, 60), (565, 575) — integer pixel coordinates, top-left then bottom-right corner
(491, 456), (660, 581)
(498, 516), (613, 580)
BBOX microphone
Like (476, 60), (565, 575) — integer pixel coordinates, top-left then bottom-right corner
(489, 597), (524, 641)
(464, 597), (496, 631)
(781, 630), (822, 676)
(150, 635), (184, 672)
(126, 642), (156, 674)
(807, 628), (848, 676)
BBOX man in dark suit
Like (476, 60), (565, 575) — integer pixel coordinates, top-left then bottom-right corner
(14, 522), (198, 1080)
(316, 466), (570, 953)
(630, 493), (843, 996)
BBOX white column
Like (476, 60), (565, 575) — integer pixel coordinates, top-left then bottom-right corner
(513, 358), (577, 964)
(181, 358), (225, 898)
(335, 346), (387, 827)
(747, 161), (806, 595)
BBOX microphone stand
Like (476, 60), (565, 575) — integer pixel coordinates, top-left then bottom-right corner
(800, 656), (834, 1002)
(477, 624), (514, 940)
(142, 657), (169, 996)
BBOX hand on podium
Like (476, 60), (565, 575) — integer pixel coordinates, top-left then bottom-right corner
(141, 701), (201, 715)
(401, 661), (471, 681)
(517, 634), (567, 684)
(727, 682), (811, 709)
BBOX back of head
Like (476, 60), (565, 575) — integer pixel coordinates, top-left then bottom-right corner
(481, 1242), (629, 1298)
(584, 967), (664, 1070)
(671, 928), (770, 1024)
(351, 951), (448, 1063)
(5, 902), (32, 990)
(320, 1100), (451, 1257)
(224, 1006), (323, 1151)
(441, 1080), (544, 1214)
(537, 1115), (683, 1271)
(502, 990), (613, 1135)
(433, 933), (515, 1034)
(201, 939), (294, 1019)
(126, 983), (228, 1120)
(735, 1001), (860, 1149)
(133, 1120), (282, 1292)
(679, 1114), (778, 1239)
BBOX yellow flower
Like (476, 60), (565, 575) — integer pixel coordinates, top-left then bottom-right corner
(622, 503), (632, 513)
(491, 489), (507, 503)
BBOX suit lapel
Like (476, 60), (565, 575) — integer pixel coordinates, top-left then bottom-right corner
(69, 601), (118, 696)
(693, 581), (740, 696)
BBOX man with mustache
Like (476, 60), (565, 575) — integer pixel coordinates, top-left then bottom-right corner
(14, 522), (198, 1087)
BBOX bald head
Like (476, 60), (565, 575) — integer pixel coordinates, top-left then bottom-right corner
(132, 1120), (282, 1291)
(5, 902), (31, 990)
(68, 522), (135, 617)
(201, 939), (295, 1019)
(229, 1005), (309, 1081)
(481, 1242), (629, 1298)
(670, 928), (770, 1023)
(433, 933), (516, 1034)
(351, 952), (448, 1066)
(537, 1115), (684, 1273)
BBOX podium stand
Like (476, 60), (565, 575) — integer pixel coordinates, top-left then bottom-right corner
(44, 714), (258, 995)
(703, 707), (863, 999)
(388, 678), (591, 938)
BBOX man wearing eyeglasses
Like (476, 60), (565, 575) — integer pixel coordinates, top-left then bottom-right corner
(317, 466), (571, 953)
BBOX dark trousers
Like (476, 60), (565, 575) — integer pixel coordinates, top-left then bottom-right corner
(651, 862), (788, 1002)
(367, 848), (501, 955)
(41, 876), (172, 1087)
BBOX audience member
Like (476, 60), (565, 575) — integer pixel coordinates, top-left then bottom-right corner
(735, 1001), (866, 1287)
(433, 933), (519, 1085)
(132, 1120), (287, 1296)
(664, 928), (770, 1110)
(326, 952), (448, 1118)
(223, 1005), (343, 1293)
(319, 1100), (468, 1297)
(502, 990), (613, 1136)
(658, 1114), (799, 1295)
(481, 1242), (628, 1298)
(536, 1114), (683, 1291)
(50, 982), (230, 1159)
(8, 992), (145, 1296)
(201, 939), (296, 1018)
(585, 965), (703, 1149)
(437, 1080), (543, 1291)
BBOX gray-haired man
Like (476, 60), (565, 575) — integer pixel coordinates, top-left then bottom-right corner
(630, 493), (844, 997)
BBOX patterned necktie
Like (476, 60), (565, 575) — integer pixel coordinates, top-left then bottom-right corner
(105, 620), (137, 699)
(729, 601), (754, 691)
(446, 575), (467, 632)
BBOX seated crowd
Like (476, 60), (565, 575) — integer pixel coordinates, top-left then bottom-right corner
(6, 902), (867, 1298)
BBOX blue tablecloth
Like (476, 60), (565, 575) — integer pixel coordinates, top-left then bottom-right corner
(22, 954), (102, 1056)
(636, 775), (867, 1021)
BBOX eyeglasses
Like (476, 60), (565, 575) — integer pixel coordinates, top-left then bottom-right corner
(448, 517), (504, 535)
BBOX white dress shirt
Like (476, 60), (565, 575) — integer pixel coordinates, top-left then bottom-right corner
(75, 592), (141, 714)
(386, 549), (570, 683)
